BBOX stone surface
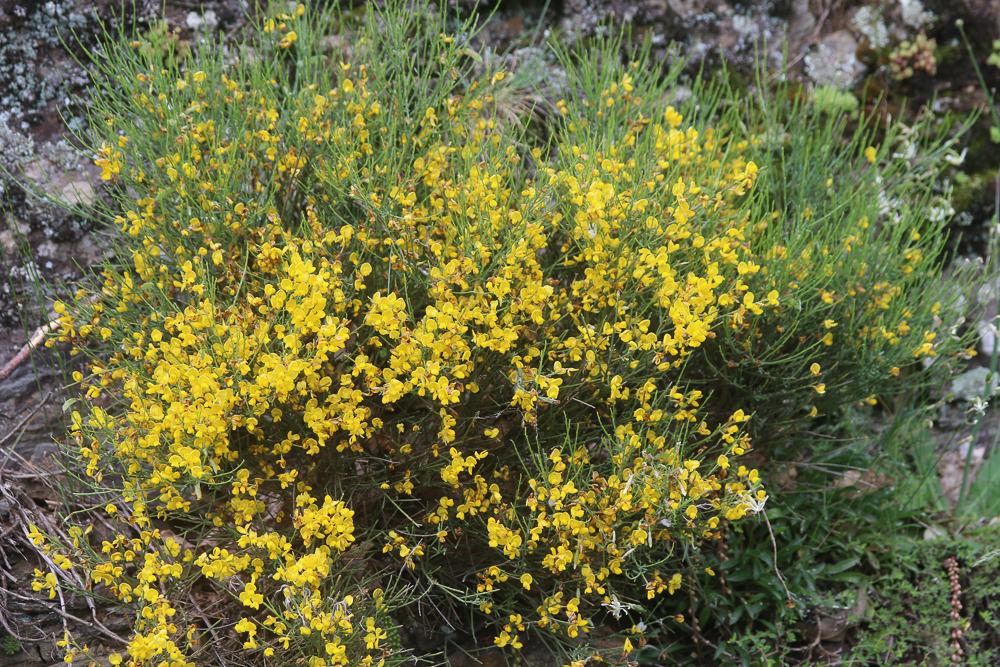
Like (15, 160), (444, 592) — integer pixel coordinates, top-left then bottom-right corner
(805, 30), (863, 89)
(948, 366), (998, 403)
(978, 319), (997, 358)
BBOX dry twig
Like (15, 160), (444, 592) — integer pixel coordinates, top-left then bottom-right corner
(0, 319), (60, 384)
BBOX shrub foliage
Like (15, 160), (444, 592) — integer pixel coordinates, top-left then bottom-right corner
(34, 2), (976, 665)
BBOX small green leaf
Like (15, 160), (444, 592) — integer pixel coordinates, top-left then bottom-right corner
(824, 556), (861, 575)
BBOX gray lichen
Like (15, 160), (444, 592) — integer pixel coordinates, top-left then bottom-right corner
(0, 1), (99, 130)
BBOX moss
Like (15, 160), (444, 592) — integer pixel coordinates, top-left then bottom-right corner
(0, 634), (21, 656)
(850, 526), (1000, 665)
(811, 85), (860, 116)
(951, 169), (994, 217)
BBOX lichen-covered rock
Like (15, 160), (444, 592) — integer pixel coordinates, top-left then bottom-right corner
(805, 30), (864, 89)
(0, 0), (98, 131)
(557, 0), (793, 73)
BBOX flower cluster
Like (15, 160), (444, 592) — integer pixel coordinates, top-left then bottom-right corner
(890, 32), (937, 80)
(36, 2), (971, 664)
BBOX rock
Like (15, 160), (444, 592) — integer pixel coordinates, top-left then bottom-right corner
(22, 154), (98, 209)
(948, 366), (998, 403)
(938, 443), (986, 505)
(34, 240), (58, 260)
(978, 320), (998, 358)
(0, 229), (16, 257)
(804, 30), (863, 89)
(59, 179), (95, 208)
(70, 233), (106, 267)
(976, 277), (1000, 306)
(667, 0), (707, 20)
(787, 0), (816, 46)
(0, 346), (62, 463)
(851, 5), (889, 50)
(186, 10), (218, 32)
(923, 524), (947, 540)
(899, 0), (934, 30)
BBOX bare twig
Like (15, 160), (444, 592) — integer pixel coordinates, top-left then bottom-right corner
(0, 480), (127, 647)
(3, 589), (125, 644)
(189, 593), (232, 666)
(0, 319), (60, 384)
(763, 509), (794, 606)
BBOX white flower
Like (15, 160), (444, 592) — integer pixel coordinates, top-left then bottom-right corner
(944, 149), (967, 166)
(746, 493), (768, 514)
(969, 395), (989, 417)
(928, 201), (955, 223)
(602, 594), (631, 619)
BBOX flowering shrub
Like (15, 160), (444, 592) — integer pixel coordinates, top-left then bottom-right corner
(33, 2), (976, 665)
